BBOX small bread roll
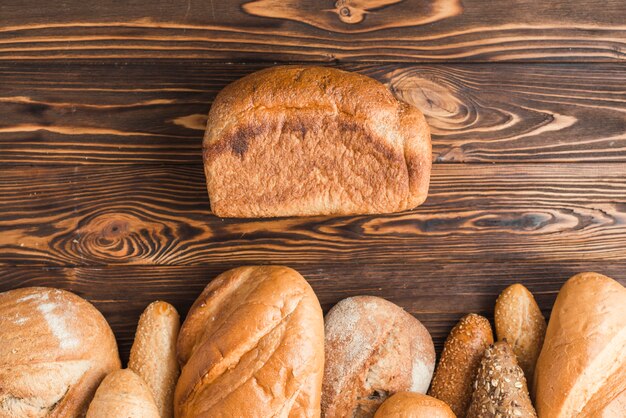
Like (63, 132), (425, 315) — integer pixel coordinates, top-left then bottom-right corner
(494, 283), (546, 388)
(86, 369), (160, 418)
(323, 296), (436, 418)
(467, 341), (537, 418)
(428, 313), (493, 417)
(374, 392), (456, 418)
(128, 301), (180, 418)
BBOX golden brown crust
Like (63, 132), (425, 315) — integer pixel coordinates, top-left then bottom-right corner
(533, 272), (626, 418)
(0, 287), (121, 418)
(428, 314), (493, 418)
(203, 66), (431, 218)
(174, 266), (324, 418)
(322, 296), (435, 418)
(86, 369), (160, 418)
(494, 284), (546, 393)
(467, 341), (537, 418)
(374, 392), (456, 418)
(128, 301), (180, 418)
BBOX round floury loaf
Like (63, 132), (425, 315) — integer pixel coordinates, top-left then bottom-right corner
(0, 287), (121, 417)
(322, 296), (436, 418)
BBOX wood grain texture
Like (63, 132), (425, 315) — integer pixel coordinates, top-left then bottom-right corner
(1, 62), (625, 164)
(2, 262), (624, 363)
(1, 163), (625, 266)
(0, 0), (624, 61)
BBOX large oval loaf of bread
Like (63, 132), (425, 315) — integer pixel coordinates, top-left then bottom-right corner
(203, 66), (432, 218)
(0, 287), (121, 417)
(174, 266), (325, 418)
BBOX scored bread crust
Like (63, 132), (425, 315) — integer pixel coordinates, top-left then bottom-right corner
(0, 287), (121, 417)
(322, 296), (435, 418)
(203, 66), (432, 218)
(533, 272), (626, 418)
(174, 266), (324, 418)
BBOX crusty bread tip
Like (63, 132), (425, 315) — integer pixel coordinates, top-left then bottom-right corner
(374, 392), (456, 418)
(203, 65), (432, 218)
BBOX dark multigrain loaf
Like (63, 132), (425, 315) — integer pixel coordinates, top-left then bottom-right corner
(203, 66), (432, 218)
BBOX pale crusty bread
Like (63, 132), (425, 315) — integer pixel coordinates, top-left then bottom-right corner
(428, 313), (493, 418)
(467, 341), (537, 418)
(322, 296), (435, 418)
(203, 65), (432, 218)
(128, 301), (180, 418)
(86, 369), (159, 418)
(174, 266), (324, 418)
(494, 284), (546, 391)
(533, 272), (626, 418)
(0, 287), (121, 417)
(597, 390), (626, 418)
(374, 392), (456, 418)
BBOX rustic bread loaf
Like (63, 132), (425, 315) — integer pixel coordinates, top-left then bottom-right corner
(373, 392), (456, 418)
(203, 65), (432, 218)
(533, 272), (626, 418)
(467, 341), (537, 418)
(322, 296), (435, 418)
(494, 284), (546, 390)
(128, 301), (180, 418)
(0, 287), (121, 417)
(174, 266), (324, 418)
(86, 369), (159, 418)
(428, 313), (493, 417)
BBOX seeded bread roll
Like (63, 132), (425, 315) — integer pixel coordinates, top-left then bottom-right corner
(428, 314), (494, 417)
(466, 341), (537, 418)
(494, 284), (546, 389)
(174, 266), (324, 418)
(0, 287), (121, 418)
(128, 301), (180, 418)
(322, 296), (436, 418)
(203, 65), (432, 218)
(533, 272), (626, 418)
(374, 392), (456, 418)
(86, 369), (159, 418)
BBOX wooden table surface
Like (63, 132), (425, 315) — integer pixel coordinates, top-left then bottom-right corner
(1, 0), (625, 363)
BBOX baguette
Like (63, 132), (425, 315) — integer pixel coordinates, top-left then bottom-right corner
(128, 301), (180, 418)
(86, 369), (159, 418)
(428, 313), (493, 417)
(494, 284), (546, 389)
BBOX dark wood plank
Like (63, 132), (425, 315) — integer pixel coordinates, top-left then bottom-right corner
(2, 262), (624, 363)
(0, 0), (624, 61)
(2, 163), (625, 266)
(1, 62), (625, 164)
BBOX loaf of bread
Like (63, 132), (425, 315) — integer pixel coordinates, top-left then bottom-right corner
(533, 272), (626, 418)
(467, 341), (537, 418)
(128, 301), (180, 418)
(494, 283), (546, 389)
(86, 369), (159, 418)
(203, 65), (432, 218)
(0, 287), (121, 417)
(373, 392), (456, 418)
(174, 266), (324, 417)
(428, 313), (493, 417)
(322, 296), (435, 418)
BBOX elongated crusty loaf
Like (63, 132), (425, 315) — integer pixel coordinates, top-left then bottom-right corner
(429, 314), (493, 417)
(467, 341), (537, 418)
(175, 266), (324, 418)
(533, 272), (626, 418)
(322, 296), (435, 418)
(0, 287), (121, 417)
(86, 369), (159, 418)
(373, 392), (456, 418)
(494, 284), (546, 390)
(128, 301), (180, 418)
(203, 65), (432, 218)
